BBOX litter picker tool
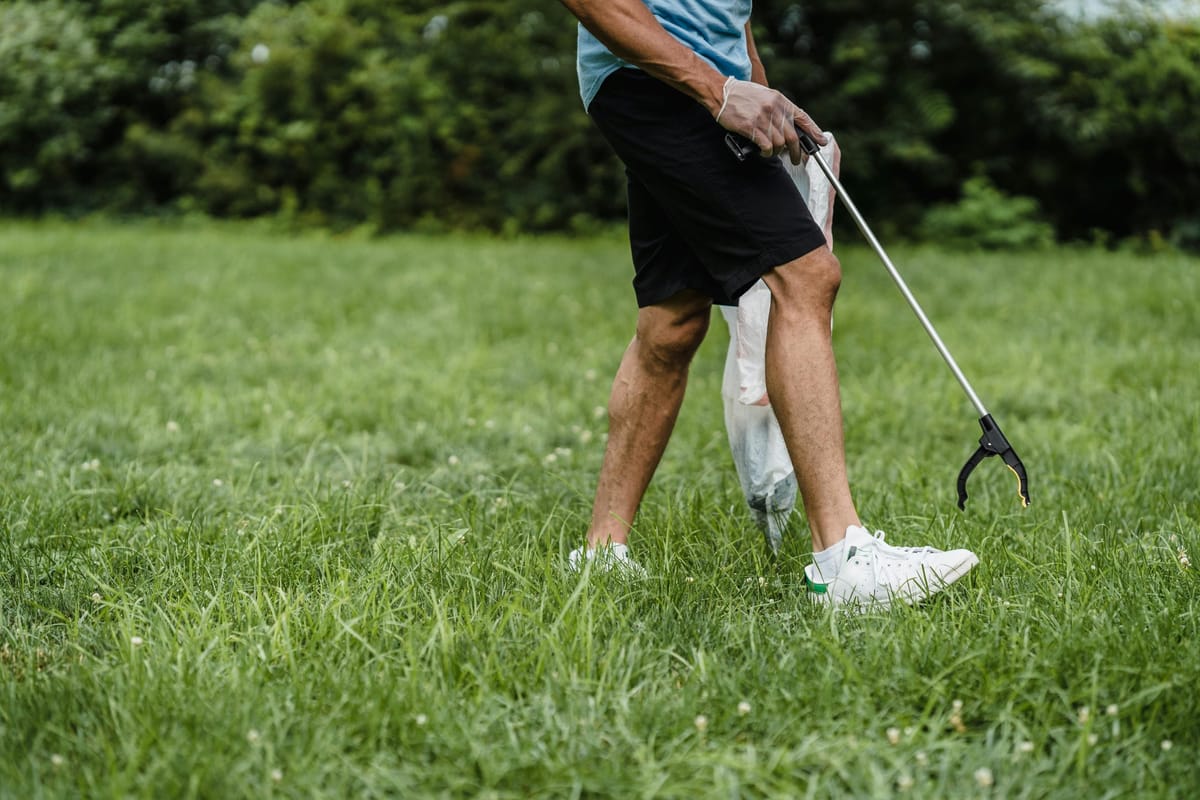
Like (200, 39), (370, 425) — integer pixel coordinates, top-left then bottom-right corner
(727, 130), (1031, 510)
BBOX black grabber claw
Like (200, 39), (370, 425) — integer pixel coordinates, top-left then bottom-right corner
(956, 414), (1031, 510)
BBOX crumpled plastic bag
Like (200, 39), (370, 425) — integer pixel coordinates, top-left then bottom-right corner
(719, 133), (840, 553)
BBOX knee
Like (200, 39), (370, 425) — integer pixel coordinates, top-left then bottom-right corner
(764, 248), (842, 314)
(637, 305), (710, 371)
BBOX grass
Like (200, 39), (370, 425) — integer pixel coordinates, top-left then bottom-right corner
(1, 219), (1198, 798)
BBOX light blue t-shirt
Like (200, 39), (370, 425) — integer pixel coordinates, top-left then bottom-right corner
(576, 1), (753, 109)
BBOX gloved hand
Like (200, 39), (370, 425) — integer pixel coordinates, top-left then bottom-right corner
(715, 77), (827, 164)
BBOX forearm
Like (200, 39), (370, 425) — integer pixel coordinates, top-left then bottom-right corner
(745, 23), (768, 86)
(560, 0), (726, 114)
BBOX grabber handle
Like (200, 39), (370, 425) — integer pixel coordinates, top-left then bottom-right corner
(956, 414), (1031, 510)
(724, 130), (821, 162)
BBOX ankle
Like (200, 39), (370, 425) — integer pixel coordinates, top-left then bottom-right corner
(587, 532), (628, 549)
(811, 538), (845, 581)
(810, 518), (860, 552)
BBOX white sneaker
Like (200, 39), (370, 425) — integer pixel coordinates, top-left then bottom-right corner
(805, 525), (978, 609)
(567, 543), (648, 578)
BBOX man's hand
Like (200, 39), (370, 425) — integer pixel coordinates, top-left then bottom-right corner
(716, 78), (827, 165)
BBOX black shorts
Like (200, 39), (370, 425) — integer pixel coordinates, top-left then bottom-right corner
(588, 68), (828, 308)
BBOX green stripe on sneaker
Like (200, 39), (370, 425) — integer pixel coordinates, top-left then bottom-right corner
(805, 575), (828, 594)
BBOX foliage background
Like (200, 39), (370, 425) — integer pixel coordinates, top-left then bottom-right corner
(0, 0), (1198, 246)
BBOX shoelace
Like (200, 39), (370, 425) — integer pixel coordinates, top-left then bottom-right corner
(870, 530), (939, 559)
(847, 538), (909, 596)
(848, 536), (931, 597)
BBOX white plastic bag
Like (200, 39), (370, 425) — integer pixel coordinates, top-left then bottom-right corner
(720, 133), (840, 552)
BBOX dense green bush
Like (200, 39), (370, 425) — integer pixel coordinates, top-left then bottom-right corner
(919, 175), (1055, 250)
(0, 0), (1196, 245)
(1018, 13), (1200, 244)
(752, 0), (1200, 246)
(91, 0), (258, 208)
(146, 0), (620, 231)
(0, 2), (114, 208)
(0, 0), (257, 211)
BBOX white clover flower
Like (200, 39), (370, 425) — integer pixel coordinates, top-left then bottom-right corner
(1017, 741), (1035, 754)
(915, 751), (928, 767)
(737, 701), (751, 716)
(246, 729), (261, 744)
(130, 636), (144, 647)
(484, 419), (496, 429)
(1078, 706), (1090, 725)
(1161, 740), (1173, 751)
(1088, 734), (1099, 746)
(50, 754), (65, 767)
(974, 767), (994, 788)
(593, 405), (606, 419)
(166, 420), (180, 433)
(270, 768), (283, 783)
(887, 727), (901, 745)
(897, 773), (914, 791)
(693, 715), (708, 733)
(212, 478), (223, 487)
(1106, 704), (1119, 717)
(579, 430), (594, 444)
(251, 44), (270, 64)
(394, 482), (407, 491)
(585, 369), (598, 381)
(447, 456), (459, 466)
(415, 713), (428, 726)
(543, 453), (558, 464)
(949, 700), (966, 733)
(466, 418), (476, 427)
(91, 593), (102, 603)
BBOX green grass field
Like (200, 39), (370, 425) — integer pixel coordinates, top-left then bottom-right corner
(1, 220), (1198, 798)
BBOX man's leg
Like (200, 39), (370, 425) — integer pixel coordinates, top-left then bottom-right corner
(760, 245), (981, 606)
(759, 246), (861, 552)
(586, 290), (713, 548)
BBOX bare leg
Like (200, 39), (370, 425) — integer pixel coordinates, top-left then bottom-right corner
(760, 247), (861, 552)
(586, 290), (713, 547)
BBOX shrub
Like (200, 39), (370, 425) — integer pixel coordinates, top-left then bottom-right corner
(0, 0), (1196, 243)
(0, 0), (257, 213)
(169, 0), (622, 232)
(0, 1), (114, 210)
(918, 174), (1054, 250)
